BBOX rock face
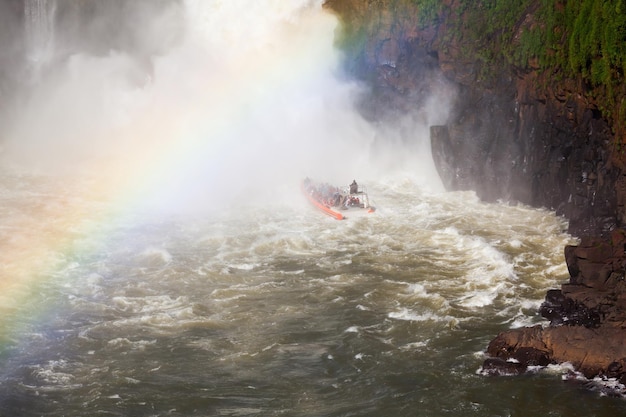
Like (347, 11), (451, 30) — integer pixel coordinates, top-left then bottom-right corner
(484, 229), (626, 382)
(323, 0), (622, 238)
(430, 79), (618, 238)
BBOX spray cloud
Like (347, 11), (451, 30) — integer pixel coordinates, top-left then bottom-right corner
(2, 0), (456, 213)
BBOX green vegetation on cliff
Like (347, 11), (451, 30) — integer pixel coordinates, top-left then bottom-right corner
(412, 0), (626, 130)
(328, 0), (625, 133)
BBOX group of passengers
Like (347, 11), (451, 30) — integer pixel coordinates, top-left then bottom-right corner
(303, 178), (361, 208)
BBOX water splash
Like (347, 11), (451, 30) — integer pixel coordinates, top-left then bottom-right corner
(24, 0), (56, 80)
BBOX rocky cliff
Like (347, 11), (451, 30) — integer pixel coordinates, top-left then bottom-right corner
(324, 0), (623, 238)
(324, 0), (626, 389)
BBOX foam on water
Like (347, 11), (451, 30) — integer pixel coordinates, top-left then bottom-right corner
(388, 308), (460, 325)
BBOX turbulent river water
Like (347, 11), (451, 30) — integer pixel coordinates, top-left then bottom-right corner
(2, 170), (626, 416)
(2, 0), (626, 416)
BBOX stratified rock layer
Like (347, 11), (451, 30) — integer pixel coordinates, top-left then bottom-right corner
(484, 229), (626, 382)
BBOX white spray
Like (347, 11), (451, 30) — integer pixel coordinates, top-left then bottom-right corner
(24, 0), (56, 81)
(3, 0), (455, 213)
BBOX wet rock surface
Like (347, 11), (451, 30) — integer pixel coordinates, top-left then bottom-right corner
(484, 229), (626, 382)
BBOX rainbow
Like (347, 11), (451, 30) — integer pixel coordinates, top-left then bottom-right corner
(0, 3), (344, 340)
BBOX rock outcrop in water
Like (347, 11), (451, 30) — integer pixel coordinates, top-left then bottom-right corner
(484, 229), (626, 384)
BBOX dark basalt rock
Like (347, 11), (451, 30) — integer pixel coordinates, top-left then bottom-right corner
(483, 230), (626, 380)
(481, 358), (527, 376)
(539, 288), (602, 328)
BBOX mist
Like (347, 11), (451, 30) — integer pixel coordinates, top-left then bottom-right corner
(1, 0), (456, 214)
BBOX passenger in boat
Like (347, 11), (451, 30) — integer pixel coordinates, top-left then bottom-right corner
(350, 180), (358, 194)
(333, 191), (342, 207)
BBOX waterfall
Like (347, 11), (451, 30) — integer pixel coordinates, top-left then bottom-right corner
(24, 0), (56, 74)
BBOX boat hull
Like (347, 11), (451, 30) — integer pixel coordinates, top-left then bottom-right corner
(301, 182), (345, 220)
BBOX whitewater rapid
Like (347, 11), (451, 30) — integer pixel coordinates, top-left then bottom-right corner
(8, 170), (621, 416)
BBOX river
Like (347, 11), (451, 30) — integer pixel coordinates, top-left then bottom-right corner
(3, 169), (626, 416)
(1, 0), (626, 416)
